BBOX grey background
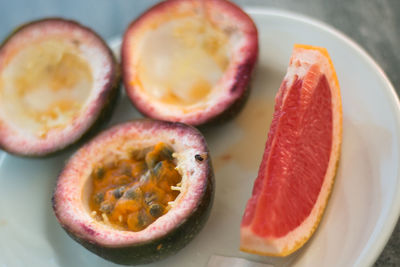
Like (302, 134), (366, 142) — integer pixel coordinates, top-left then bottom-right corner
(0, 0), (398, 266)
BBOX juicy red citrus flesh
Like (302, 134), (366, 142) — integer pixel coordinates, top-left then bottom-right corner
(242, 64), (333, 238)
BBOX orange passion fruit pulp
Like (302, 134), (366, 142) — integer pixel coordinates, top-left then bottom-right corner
(89, 142), (182, 232)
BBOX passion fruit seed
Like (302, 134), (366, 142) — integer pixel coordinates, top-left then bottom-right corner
(92, 166), (105, 179)
(89, 142), (182, 232)
(139, 170), (151, 184)
(195, 154), (204, 162)
(124, 186), (142, 200)
(137, 210), (152, 228)
(100, 201), (114, 214)
(144, 192), (158, 205)
(152, 161), (163, 177)
(113, 186), (125, 199)
(94, 192), (104, 204)
(158, 144), (173, 160)
(149, 203), (164, 218)
(145, 143), (174, 169)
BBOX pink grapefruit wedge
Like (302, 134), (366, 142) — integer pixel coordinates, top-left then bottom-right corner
(240, 44), (342, 256)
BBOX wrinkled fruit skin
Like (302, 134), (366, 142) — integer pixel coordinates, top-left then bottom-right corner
(0, 18), (120, 157)
(52, 120), (215, 265)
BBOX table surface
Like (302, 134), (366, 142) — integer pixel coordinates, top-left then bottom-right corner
(0, 0), (398, 266)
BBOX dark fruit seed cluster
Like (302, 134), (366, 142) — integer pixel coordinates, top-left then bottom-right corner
(89, 142), (182, 232)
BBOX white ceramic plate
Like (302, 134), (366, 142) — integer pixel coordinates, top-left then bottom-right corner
(0, 8), (399, 267)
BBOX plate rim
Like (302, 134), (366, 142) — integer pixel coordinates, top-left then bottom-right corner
(0, 6), (399, 267)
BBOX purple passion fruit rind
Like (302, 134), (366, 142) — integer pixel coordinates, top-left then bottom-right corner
(0, 18), (120, 156)
(52, 119), (215, 265)
(122, 0), (258, 126)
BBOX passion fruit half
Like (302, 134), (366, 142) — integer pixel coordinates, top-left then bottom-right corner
(0, 18), (120, 156)
(52, 119), (214, 265)
(122, 0), (258, 126)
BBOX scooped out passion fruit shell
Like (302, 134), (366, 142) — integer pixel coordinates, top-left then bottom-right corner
(52, 119), (214, 265)
(0, 18), (120, 156)
(122, 0), (258, 126)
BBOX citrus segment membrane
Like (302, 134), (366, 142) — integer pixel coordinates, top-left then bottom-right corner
(240, 44), (342, 256)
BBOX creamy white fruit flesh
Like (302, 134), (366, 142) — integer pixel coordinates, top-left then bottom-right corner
(0, 38), (92, 138)
(136, 16), (230, 107)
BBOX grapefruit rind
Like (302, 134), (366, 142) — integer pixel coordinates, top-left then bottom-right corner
(240, 44), (342, 256)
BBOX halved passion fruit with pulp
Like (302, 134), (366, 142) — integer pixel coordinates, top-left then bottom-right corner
(52, 119), (214, 264)
(122, 0), (258, 126)
(0, 18), (119, 156)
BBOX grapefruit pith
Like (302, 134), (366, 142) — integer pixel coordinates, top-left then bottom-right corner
(240, 44), (342, 256)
